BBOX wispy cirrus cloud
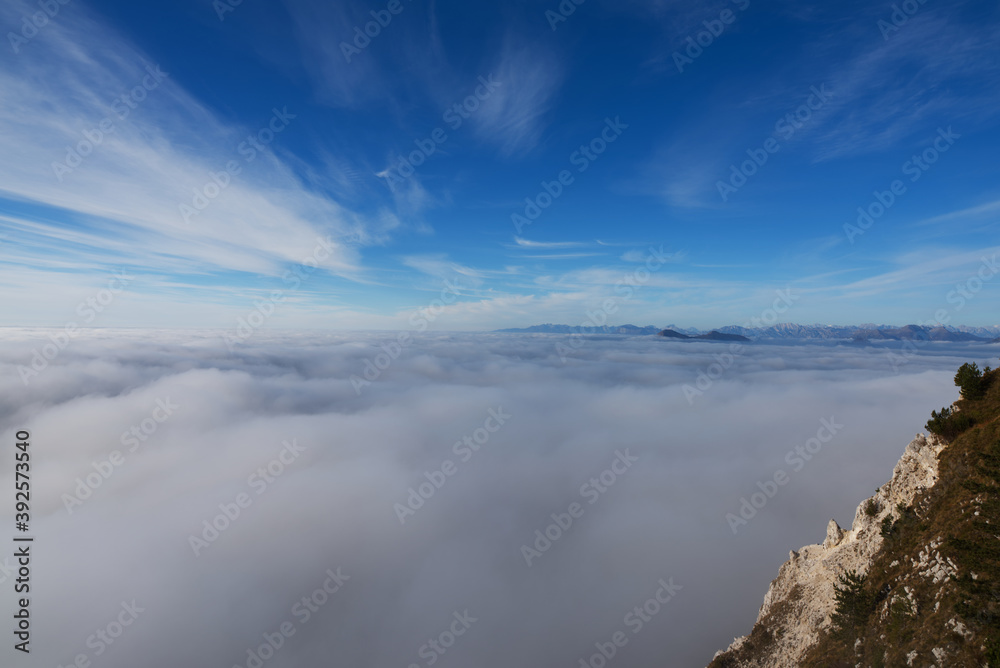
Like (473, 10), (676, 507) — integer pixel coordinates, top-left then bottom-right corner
(0, 0), (378, 287)
(510, 237), (586, 249)
(646, 2), (1000, 207)
(911, 199), (1000, 227)
(286, 0), (454, 112)
(517, 252), (605, 260)
(472, 39), (564, 157)
(808, 11), (1000, 161)
(830, 245), (1000, 298)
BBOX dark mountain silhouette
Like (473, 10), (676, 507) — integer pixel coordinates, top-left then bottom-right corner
(657, 329), (750, 342)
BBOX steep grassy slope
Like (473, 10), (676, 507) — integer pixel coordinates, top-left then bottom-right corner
(710, 362), (1000, 667)
(801, 364), (1000, 666)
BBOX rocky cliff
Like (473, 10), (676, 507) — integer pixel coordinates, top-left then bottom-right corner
(710, 362), (1000, 667)
(710, 433), (947, 667)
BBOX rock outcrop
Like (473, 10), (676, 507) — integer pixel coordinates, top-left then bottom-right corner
(711, 432), (947, 667)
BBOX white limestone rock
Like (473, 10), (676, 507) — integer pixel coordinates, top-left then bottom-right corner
(711, 433), (948, 667)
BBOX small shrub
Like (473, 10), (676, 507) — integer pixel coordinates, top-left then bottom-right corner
(926, 406), (976, 440)
(887, 593), (915, 641)
(880, 514), (895, 538)
(865, 499), (879, 517)
(926, 406), (952, 435)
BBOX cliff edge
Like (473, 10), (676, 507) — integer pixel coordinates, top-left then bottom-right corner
(710, 361), (1000, 667)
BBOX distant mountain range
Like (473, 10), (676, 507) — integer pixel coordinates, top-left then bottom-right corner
(851, 324), (988, 342)
(495, 323), (1000, 342)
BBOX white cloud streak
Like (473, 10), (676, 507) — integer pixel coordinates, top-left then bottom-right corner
(0, 0), (373, 281)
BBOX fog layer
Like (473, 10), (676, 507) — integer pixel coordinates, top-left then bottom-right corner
(1, 330), (993, 667)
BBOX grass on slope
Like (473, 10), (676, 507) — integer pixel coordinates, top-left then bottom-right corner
(804, 363), (1000, 667)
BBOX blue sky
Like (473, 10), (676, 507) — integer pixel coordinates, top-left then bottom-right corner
(1, 0), (998, 330)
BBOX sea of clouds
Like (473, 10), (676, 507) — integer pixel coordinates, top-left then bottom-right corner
(0, 329), (996, 668)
